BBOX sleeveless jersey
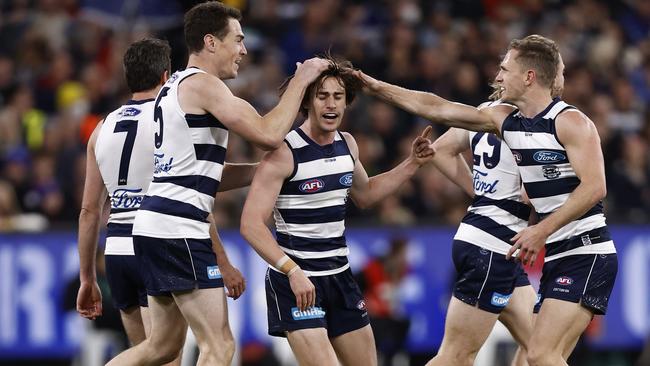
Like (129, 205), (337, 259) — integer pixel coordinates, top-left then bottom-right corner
(272, 128), (355, 277)
(95, 99), (155, 255)
(501, 98), (616, 261)
(453, 123), (531, 255)
(133, 68), (228, 239)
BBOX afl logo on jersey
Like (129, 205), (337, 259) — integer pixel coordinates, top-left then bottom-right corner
(512, 151), (522, 165)
(119, 107), (141, 117)
(533, 151), (565, 163)
(555, 276), (573, 286)
(339, 173), (353, 187)
(300, 179), (324, 193)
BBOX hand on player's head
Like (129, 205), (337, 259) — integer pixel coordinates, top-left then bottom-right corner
(294, 57), (331, 85)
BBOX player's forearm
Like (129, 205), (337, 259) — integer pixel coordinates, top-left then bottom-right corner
(260, 77), (309, 148)
(78, 208), (100, 282)
(218, 163), (259, 192)
(432, 153), (474, 197)
(355, 157), (419, 209)
(537, 182), (606, 238)
(240, 220), (289, 266)
(369, 80), (442, 121)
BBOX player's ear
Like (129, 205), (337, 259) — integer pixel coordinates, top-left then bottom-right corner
(161, 70), (170, 84)
(524, 69), (535, 86)
(204, 34), (217, 53)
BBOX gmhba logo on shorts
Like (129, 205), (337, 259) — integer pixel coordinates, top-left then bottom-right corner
(490, 292), (511, 307)
(207, 266), (222, 280)
(291, 307), (326, 320)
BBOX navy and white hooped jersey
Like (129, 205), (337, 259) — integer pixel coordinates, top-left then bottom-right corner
(273, 128), (355, 277)
(501, 98), (616, 261)
(133, 68), (228, 239)
(96, 99), (155, 255)
(454, 101), (531, 255)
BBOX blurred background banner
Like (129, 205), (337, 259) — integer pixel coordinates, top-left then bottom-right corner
(1, 227), (648, 360)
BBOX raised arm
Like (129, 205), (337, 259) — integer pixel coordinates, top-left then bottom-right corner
(217, 162), (258, 191)
(356, 70), (505, 134)
(347, 126), (434, 209)
(76, 122), (107, 320)
(239, 145), (315, 311)
(508, 110), (606, 265)
(430, 128), (474, 197)
(184, 58), (329, 150)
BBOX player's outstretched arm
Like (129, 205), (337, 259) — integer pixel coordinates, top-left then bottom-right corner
(208, 215), (245, 299)
(430, 128), (474, 197)
(354, 70), (501, 134)
(217, 162), (259, 192)
(77, 122), (107, 320)
(240, 145), (315, 311)
(508, 110), (606, 265)
(348, 126), (434, 209)
(186, 58), (330, 150)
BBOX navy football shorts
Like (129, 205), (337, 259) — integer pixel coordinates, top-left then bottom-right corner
(452, 240), (530, 314)
(105, 254), (148, 310)
(534, 253), (617, 315)
(133, 235), (224, 296)
(265, 267), (370, 338)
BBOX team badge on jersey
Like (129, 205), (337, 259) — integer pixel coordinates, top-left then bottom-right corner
(542, 165), (561, 179)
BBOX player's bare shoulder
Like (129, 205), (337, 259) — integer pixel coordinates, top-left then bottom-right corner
(478, 100), (516, 134)
(339, 131), (360, 160)
(555, 107), (598, 144)
(178, 71), (233, 114)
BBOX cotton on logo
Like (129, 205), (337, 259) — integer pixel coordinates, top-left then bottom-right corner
(555, 276), (573, 286)
(300, 179), (324, 193)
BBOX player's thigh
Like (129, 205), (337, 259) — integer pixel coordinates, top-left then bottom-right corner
(146, 295), (188, 353)
(140, 306), (151, 337)
(531, 298), (592, 355)
(120, 306), (146, 346)
(498, 285), (536, 347)
(439, 297), (500, 355)
(286, 327), (338, 366)
(330, 324), (377, 366)
(173, 287), (232, 345)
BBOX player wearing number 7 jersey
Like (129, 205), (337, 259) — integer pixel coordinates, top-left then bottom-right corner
(77, 38), (246, 365)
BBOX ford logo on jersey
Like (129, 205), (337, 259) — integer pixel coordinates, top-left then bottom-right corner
(300, 179), (324, 193)
(339, 173), (353, 187)
(533, 151), (565, 163)
(119, 107), (141, 117)
(473, 170), (498, 194)
(111, 188), (143, 209)
(490, 292), (511, 307)
(555, 276), (573, 286)
(291, 307), (326, 320)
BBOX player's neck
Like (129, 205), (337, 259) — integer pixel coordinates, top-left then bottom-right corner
(301, 122), (336, 146)
(515, 88), (554, 118)
(186, 54), (217, 76)
(131, 86), (161, 101)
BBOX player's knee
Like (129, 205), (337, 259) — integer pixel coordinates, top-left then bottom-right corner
(147, 338), (183, 364)
(526, 346), (557, 366)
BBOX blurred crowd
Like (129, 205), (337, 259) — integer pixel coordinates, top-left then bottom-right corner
(1, 0), (650, 231)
